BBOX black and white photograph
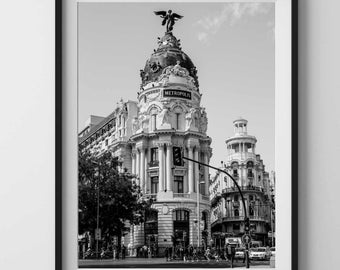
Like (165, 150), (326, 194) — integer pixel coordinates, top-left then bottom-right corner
(76, 1), (285, 269)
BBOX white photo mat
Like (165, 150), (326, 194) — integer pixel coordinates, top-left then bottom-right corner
(62, 1), (294, 269)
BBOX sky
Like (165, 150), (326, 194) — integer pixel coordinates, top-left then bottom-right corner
(78, 2), (275, 173)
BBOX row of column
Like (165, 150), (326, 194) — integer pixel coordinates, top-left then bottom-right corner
(187, 146), (210, 195)
(131, 144), (173, 193)
(131, 144), (210, 195)
(227, 142), (256, 154)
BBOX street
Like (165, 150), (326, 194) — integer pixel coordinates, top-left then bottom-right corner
(79, 257), (271, 268)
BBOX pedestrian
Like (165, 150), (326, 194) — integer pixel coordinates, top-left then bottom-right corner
(226, 244), (234, 267)
(145, 245), (148, 258)
(165, 246), (169, 261)
(122, 245), (126, 259)
(189, 245), (193, 262)
(205, 247), (211, 262)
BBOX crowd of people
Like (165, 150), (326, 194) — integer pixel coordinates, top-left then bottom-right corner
(164, 243), (243, 266)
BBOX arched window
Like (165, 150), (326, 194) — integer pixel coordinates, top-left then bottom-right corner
(231, 162), (239, 177)
(150, 107), (158, 131)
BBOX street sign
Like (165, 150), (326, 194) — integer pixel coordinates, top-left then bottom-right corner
(241, 234), (251, 245)
(95, 228), (101, 240)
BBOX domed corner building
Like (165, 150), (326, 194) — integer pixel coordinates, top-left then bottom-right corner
(78, 18), (212, 257)
(128, 28), (213, 256)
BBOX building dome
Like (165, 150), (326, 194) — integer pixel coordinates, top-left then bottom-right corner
(140, 32), (199, 89)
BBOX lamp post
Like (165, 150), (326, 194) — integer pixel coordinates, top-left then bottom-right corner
(182, 156), (250, 268)
(196, 179), (206, 250)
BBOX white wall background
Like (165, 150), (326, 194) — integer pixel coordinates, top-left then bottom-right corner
(0, 0), (339, 269)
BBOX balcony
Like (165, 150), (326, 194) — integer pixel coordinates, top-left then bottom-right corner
(222, 186), (264, 194)
(144, 193), (157, 201)
(222, 215), (267, 222)
(232, 174), (239, 180)
(202, 195), (210, 201)
(247, 174), (254, 179)
(211, 192), (222, 206)
(148, 160), (159, 168)
(173, 193), (190, 199)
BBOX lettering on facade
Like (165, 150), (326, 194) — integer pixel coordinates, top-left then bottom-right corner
(163, 89), (191, 100)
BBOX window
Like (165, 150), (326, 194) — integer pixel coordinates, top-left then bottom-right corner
(175, 113), (180, 129)
(152, 114), (157, 131)
(151, 177), (159, 194)
(175, 210), (189, 221)
(233, 224), (240, 230)
(202, 212), (208, 230)
(105, 139), (108, 146)
(233, 169), (238, 177)
(248, 169), (254, 178)
(234, 195), (239, 201)
(234, 209), (239, 217)
(174, 176), (184, 193)
(151, 148), (159, 162)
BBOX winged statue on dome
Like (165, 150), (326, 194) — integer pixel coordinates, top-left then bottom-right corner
(154, 10), (183, 32)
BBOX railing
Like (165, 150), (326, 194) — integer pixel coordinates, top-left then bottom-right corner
(222, 186), (264, 194)
(211, 193), (222, 205)
(202, 195), (210, 201)
(148, 160), (159, 167)
(144, 194), (157, 200)
(173, 193), (190, 199)
(223, 215), (267, 222)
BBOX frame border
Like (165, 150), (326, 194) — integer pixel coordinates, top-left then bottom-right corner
(291, 0), (298, 270)
(56, 1), (298, 269)
(56, 0), (62, 269)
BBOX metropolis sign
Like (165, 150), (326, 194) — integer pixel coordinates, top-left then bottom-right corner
(163, 89), (191, 100)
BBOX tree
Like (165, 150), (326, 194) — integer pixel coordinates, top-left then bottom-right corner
(78, 150), (152, 248)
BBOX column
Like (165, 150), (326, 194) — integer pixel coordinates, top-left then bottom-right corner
(147, 148), (151, 194)
(136, 150), (140, 186)
(140, 148), (145, 193)
(144, 149), (148, 194)
(194, 147), (199, 193)
(203, 152), (209, 196)
(188, 147), (194, 193)
(158, 144), (164, 192)
(131, 152), (136, 175)
(166, 144), (172, 192)
(184, 147), (189, 193)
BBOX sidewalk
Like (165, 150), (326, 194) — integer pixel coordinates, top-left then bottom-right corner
(79, 257), (271, 268)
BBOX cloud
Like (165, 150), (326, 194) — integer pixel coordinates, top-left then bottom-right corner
(198, 32), (208, 43)
(195, 3), (273, 43)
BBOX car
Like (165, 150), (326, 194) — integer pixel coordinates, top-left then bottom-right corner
(235, 247), (246, 260)
(249, 247), (271, 260)
(270, 247), (276, 256)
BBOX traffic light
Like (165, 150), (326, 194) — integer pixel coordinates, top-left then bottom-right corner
(173, 147), (183, 166)
(244, 217), (250, 232)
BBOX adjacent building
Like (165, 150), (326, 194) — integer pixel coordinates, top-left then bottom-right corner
(209, 118), (275, 247)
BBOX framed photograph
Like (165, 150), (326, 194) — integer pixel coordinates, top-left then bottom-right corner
(57, 0), (297, 269)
